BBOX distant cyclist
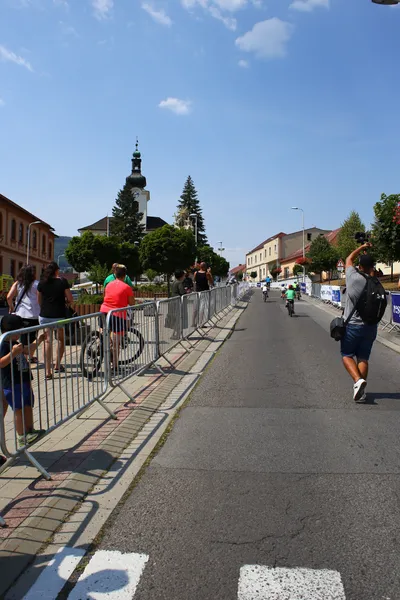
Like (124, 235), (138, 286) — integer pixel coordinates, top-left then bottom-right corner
(266, 276), (271, 290)
(285, 285), (296, 315)
(280, 283), (287, 300)
(294, 281), (301, 300)
(262, 283), (269, 302)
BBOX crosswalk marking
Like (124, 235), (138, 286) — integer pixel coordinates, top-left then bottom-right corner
(67, 550), (149, 600)
(238, 565), (346, 600)
(23, 547), (86, 600)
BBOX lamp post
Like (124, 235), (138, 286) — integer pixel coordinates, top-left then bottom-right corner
(291, 207), (305, 282)
(27, 221), (41, 265)
(58, 254), (65, 267)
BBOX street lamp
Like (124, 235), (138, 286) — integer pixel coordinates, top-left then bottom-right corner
(58, 254), (65, 267)
(27, 221), (41, 265)
(291, 207), (305, 282)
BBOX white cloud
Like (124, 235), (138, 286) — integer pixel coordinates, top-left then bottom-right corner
(159, 97), (192, 115)
(0, 97), (5, 107)
(290, 0), (329, 12)
(208, 5), (237, 29)
(142, 3), (172, 26)
(0, 45), (33, 71)
(53, 0), (69, 7)
(235, 18), (294, 59)
(92, 0), (113, 20)
(238, 59), (249, 67)
(181, 0), (252, 30)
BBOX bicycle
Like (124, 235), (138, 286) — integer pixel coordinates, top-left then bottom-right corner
(263, 290), (269, 302)
(287, 299), (294, 317)
(80, 317), (145, 379)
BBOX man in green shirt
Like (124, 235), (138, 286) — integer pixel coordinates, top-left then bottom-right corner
(104, 263), (134, 289)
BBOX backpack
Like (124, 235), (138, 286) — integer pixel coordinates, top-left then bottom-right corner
(356, 273), (387, 325)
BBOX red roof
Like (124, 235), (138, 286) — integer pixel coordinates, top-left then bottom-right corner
(281, 228), (341, 264)
(230, 264), (246, 275)
(247, 232), (286, 256)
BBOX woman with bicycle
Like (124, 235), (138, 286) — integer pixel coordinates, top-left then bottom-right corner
(100, 265), (135, 369)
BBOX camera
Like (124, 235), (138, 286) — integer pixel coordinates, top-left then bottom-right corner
(354, 231), (370, 245)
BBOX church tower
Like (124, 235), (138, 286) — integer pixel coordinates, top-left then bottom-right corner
(125, 139), (150, 228)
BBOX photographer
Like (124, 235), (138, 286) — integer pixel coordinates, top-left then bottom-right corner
(341, 240), (386, 402)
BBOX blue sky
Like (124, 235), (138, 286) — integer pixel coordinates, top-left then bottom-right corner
(1, 0), (400, 268)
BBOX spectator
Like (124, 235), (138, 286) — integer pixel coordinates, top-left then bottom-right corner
(37, 262), (73, 380)
(7, 266), (41, 361)
(104, 263), (134, 289)
(100, 265), (135, 369)
(183, 271), (194, 294)
(194, 262), (213, 292)
(0, 314), (45, 447)
(169, 271), (185, 340)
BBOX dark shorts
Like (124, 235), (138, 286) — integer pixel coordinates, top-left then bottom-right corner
(340, 324), (378, 361)
(4, 382), (34, 410)
(101, 314), (127, 334)
(20, 318), (39, 345)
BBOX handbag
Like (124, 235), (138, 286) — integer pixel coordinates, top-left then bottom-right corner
(12, 286), (28, 315)
(330, 304), (357, 342)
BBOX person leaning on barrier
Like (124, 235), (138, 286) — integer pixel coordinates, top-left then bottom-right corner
(100, 265), (135, 369)
(169, 270), (185, 340)
(0, 314), (46, 448)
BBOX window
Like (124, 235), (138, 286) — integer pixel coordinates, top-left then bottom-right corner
(263, 268), (266, 276)
(260, 253), (262, 261)
(269, 247), (271, 256)
(32, 265), (37, 279)
(264, 249), (266, 258)
(19, 223), (24, 243)
(274, 244), (277, 254)
(307, 233), (312, 242)
(42, 235), (46, 254)
(11, 219), (16, 241)
(284, 267), (289, 278)
(48, 241), (53, 259)
(247, 258), (250, 266)
(10, 259), (16, 279)
(33, 230), (37, 249)
(18, 261), (23, 272)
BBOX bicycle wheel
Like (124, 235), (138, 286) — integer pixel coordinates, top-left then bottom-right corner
(80, 331), (103, 379)
(289, 303), (294, 317)
(118, 327), (145, 366)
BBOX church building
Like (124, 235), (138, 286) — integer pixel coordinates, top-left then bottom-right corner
(78, 143), (167, 236)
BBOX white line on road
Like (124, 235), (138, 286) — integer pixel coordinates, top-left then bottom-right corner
(238, 565), (346, 600)
(23, 546), (86, 600)
(67, 550), (149, 599)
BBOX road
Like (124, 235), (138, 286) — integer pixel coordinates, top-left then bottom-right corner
(61, 291), (400, 598)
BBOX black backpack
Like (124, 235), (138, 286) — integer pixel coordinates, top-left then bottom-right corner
(356, 273), (387, 325)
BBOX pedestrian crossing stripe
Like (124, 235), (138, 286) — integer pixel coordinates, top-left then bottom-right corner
(238, 565), (346, 600)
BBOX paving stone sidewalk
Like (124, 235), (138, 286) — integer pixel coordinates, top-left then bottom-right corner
(0, 302), (247, 598)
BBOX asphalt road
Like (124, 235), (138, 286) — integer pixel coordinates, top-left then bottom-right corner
(94, 290), (400, 599)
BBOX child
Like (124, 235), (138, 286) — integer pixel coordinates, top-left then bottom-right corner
(0, 314), (45, 448)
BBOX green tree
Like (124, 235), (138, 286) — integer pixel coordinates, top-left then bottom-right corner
(371, 193), (400, 281)
(197, 245), (230, 278)
(336, 211), (365, 261)
(65, 232), (99, 273)
(307, 235), (339, 281)
(111, 182), (145, 243)
(177, 176), (207, 245)
(88, 262), (109, 294)
(139, 225), (196, 295)
(250, 271), (257, 280)
(145, 268), (159, 282)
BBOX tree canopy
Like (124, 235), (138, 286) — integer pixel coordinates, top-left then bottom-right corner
(197, 245), (230, 277)
(111, 182), (145, 243)
(336, 211), (365, 261)
(307, 234), (339, 280)
(177, 176), (207, 245)
(139, 225), (196, 284)
(371, 194), (400, 272)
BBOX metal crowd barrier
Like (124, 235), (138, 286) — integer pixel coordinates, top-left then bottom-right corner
(0, 283), (249, 525)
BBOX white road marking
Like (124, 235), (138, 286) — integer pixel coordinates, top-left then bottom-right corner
(67, 550), (149, 599)
(23, 546), (86, 600)
(238, 565), (346, 600)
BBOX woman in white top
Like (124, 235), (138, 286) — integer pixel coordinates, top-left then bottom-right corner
(7, 265), (40, 352)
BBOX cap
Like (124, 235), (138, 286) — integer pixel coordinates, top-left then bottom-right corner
(1, 314), (23, 334)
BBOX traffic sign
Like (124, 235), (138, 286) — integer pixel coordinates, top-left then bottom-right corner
(337, 259), (345, 273)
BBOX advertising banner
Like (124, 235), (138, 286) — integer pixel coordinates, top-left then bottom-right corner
(300, 282), (307, 294)
(392, 293), (400, 325)
(321, 285), (341, 305)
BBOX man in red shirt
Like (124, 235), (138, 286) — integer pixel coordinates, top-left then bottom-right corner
(100, 265), (135, 368)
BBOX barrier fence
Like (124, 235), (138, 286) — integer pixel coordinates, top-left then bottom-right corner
(0, 283), (249, 525)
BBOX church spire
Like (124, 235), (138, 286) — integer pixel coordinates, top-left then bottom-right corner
(126, 138), (147, 189)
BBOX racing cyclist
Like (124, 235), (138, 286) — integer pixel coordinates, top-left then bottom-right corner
(285, 285), (296, 314)
(262, 283), (269, 302)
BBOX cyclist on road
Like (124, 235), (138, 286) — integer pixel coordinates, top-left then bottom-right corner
(294, 281), (301, 300)
(281, 283), (287, 300)
(262, 283), (269, 302)
(266, 276), (271, 289)
(100, 265), (135, 368)
(285, 285), (296, 314)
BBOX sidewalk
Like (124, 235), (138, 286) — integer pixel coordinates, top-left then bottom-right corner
(304, 295), (400, 354)
(0, 299), (248, 598)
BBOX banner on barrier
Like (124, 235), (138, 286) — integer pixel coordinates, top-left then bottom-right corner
(392, 293), (400, 324)
(300, 283), (306, 294)
(321, 285), (341, 304)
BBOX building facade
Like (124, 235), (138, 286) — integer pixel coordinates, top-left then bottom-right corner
(79, 142), (167, 237)
(246, 228), (330, 281)
(280, 228), (340, 279)
(0, 193), (55, 279)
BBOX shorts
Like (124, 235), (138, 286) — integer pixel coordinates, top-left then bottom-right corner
(101, 314), (127, 335)
(20, 318), (39, 345)
(39, 316), (63, 326)
(340, 323), (378, 361)
(4, 382), (34, 410)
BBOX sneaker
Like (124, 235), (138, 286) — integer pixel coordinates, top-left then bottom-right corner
(360, 393), (367, 402)
(353, 379), (367, 402)
(18, 429), (46, 448)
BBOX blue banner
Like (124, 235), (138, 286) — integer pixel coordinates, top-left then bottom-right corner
(332, 288), (341, 304)
(300, 282), (306, 294)
(392, 293), (400, 325)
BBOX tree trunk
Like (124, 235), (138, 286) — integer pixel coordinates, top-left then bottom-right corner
(167, 274), (171, 297)
(391, 261), (394, 282)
